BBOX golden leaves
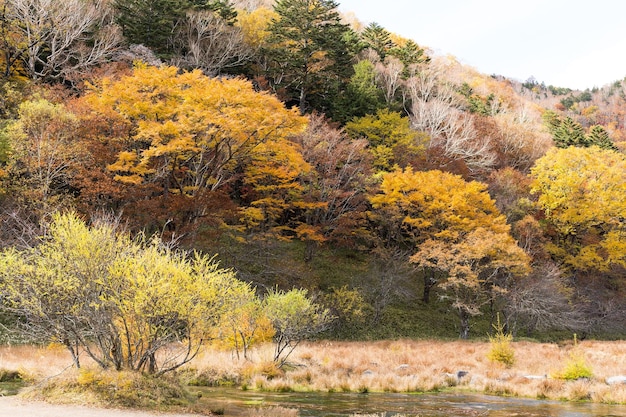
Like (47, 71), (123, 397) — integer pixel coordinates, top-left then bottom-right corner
(531, 146), (626, 270)
(370, 167), (510, 242)
(84, 65), (308, 194)
(372, 167), (529, 326)
(0, 212), (259, 373)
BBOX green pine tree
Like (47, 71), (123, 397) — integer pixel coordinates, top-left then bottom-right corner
(113, 0), (188, 58)
(553, 117), (588, 148)
(542, 109), (562, 134)
(361, 22), (395, 60)
(264, 0), (359, 117)
(333, 60), (384, 123)
(388, 39), (430, 77)
(587, 125), (617, 150)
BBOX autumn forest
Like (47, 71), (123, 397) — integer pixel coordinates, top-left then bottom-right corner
(0, 0), (625, 352)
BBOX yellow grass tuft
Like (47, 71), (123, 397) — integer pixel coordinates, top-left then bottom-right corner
(565, 379), (593, 401)
(486, 314), (515, 367)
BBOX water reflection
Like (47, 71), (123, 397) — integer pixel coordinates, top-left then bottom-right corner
(196, 387), (626, 417)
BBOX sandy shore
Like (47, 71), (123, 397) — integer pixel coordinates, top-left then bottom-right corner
(0, 396), (202, 417)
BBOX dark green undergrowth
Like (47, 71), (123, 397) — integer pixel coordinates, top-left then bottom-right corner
(0, 368), (23, 382)
(189, 233), (626, 342)
(0, 368), (25, 396)
(197, 235), (498, 340)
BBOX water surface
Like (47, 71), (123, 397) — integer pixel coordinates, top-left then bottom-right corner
(196, 387), (626, 417)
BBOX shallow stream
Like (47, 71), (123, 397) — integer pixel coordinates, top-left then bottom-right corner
(196, 387), (626, 417)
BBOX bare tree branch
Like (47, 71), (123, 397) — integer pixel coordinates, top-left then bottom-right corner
(171, 10), (252, 76)
(4, 0), (121, 81)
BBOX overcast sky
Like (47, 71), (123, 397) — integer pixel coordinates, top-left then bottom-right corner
(338, 0), (626, 90)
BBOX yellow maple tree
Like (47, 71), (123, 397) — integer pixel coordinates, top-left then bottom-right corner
(370, 167), (509, 245)
(238, 137), (324, 239)
(531, 146), (626, 271)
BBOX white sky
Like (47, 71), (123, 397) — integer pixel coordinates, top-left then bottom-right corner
(338, 0), (626, 90)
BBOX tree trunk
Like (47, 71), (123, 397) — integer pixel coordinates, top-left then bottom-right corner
(111, 340), (123, 371)
(304, 239), (315, 263)
(148, 353), (156, 374)
(63, 338), (80, 368)
(422, 271), (436, 303)
(458, 308), (470, 339)
(299, 86), (307, 115)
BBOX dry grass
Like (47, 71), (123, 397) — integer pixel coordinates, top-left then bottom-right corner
(0, 343), (77, 380)
(3, 339), (626, 404)
(0, 344), (204, 412)
(349, 415), (408, 417)
(185, 339), (626, 403)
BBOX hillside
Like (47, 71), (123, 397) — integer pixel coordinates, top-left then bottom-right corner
(0, 0), (624, 342)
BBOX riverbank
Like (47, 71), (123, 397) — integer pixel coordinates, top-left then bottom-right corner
(1, 339), (626, 412)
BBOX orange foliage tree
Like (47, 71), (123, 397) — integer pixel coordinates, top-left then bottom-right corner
(81, 64), (308, 236)
(370, 167), (529, 338)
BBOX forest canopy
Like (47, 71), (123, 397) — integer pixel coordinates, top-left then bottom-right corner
(0, 0), (625, 354)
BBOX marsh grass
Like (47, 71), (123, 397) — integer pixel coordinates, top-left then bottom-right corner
(0, 343), (73, 380)
(183, 339), (626, 404)
(3, 339), (626, 406)
(350, 414), (409, 417)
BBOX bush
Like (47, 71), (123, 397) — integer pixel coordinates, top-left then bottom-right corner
(552, 335), (593, 380)
(0, 213), (255, 375)
(263, 288), (334, 367)
(486, 314), (515, 367)
(553, 352), (593, 380)
(0, 369), (22, 382)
